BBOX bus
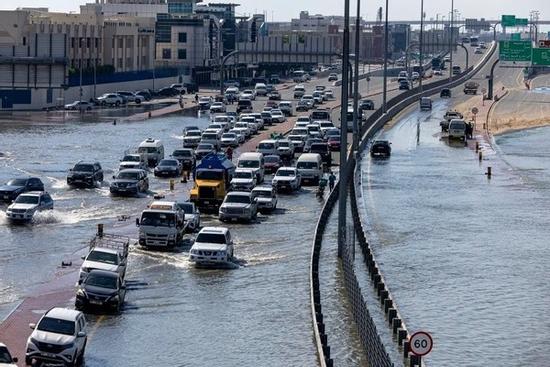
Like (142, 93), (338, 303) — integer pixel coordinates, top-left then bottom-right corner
(292, 70), (309, 83)
(470, 37), (479, 47)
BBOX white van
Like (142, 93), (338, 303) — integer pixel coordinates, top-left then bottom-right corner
(138, 138), (164, 167)
(201, 131), (221, 150)
(256, 140), (279, 156)
(237, 152), (265, 183)
(255, 83), (268, 96)
(296, 153), (323, 184)
(294, 85), (306, 99)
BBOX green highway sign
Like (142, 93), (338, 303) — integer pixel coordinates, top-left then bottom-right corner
(501, 15), (516, 27)
(499, 40), (533, 67)
(516, 18), (529, 27)
(511, 33), (521, 41)
(532, 48), (550, 66)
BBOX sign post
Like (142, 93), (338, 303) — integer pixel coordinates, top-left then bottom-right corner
(499, 40), (533, 67)
(410, 331), (434, 365)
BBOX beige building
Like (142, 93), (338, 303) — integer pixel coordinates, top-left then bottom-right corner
(103, 16), (155, 72)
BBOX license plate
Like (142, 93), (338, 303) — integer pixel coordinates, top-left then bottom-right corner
(204, 201), (210, 204)
(4, 195), (9, 199)
(89, 299), (102, 305)
(118, 188), (127, 192)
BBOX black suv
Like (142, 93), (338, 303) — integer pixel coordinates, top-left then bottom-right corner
(75, 269), (126, 312)
(0, 177), (44, 202)
(309, 143), (332, 166)
(359, 99), (375, 111)
(67, 162), (104, 188)
(370, 140), (392, 158)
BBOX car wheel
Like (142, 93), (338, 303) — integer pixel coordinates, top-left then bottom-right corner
(135, 99), (141, 105)
(115, 101), (120, 107)
(25, 357), (32, 366)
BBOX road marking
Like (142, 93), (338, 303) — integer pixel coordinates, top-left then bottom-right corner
(86, 315), (106, 341)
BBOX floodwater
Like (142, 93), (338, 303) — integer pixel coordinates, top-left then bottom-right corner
(359, 100), (550, 366)
(0, 114), (321, 366)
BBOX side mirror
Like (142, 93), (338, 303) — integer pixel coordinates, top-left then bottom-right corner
(112, 175), (116, 179)
(120, 285), (126, 290)
(81, 255), (86, 260)
(77, 331), (86, 338)
(135, 218), (140, 227)
(12, 357), (18, 363)
(29, 323), (36, 330)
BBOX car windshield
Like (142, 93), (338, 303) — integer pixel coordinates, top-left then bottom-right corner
(238, 160), (259, 169)
(223, 134), (236, 139)
(138, 147), (158, 154)
(85, 273), (117, 289)
(37, 317), (75, 336)
(259, 143), (274, 150)
(15, 195), (39, 204)
(265, 156), (280, 163)
(6, 178), (28, 186)
(328, 136), (340, 142)
(277, 169), (295, 177)
(450, 122), (465, 129)
(0, 347), (13, 363)
(225, 194), (251, 204)
(197, 144), (213, 151)
(202, 134), (218, 140)
(173, 150), (191, 157)
(73, 164), (94, 172)
(159, 160), (177, 166)
(87, 250), (119, 265)
(297, 162), (318, 169)
(196, 233), (226, 244)
(123, 155), (140, 162)
(178, 203), (194, 214)
(187, 131), (201, 137)
(140, 212), (176, 227)
(253, 190), (271, 198)
(117, 171), (139, 180)
(234, 171), (253, 179)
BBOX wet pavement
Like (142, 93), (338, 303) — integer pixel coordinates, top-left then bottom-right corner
(359, 94), (550, 366)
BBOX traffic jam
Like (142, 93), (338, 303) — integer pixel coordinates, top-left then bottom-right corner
(0, 72), (343, 366)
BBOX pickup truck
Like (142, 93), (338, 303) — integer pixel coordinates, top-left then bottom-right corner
(440, 111), (464, 132)
(463, 81), (479, 95)
(79, 233), (130, 283)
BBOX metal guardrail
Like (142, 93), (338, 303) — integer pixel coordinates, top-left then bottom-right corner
(310, 41), (497, 367)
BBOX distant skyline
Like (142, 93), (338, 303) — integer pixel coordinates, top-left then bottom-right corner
(1, 0), (548, 22)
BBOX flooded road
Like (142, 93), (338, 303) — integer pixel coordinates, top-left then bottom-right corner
(0, 114), (321, 366)
(359, 98), (550, 366)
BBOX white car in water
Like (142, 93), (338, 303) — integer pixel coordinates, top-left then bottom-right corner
(5, 191), (54, 222)
(189, 227), (234, 265)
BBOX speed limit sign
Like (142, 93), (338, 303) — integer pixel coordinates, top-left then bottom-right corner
(410, 331), (433, 356)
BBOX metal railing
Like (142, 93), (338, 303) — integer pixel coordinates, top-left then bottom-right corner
(310, 41), (497, 367)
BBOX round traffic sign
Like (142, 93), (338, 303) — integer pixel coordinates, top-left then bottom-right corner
(410, 331), (433, 356)
(471, 107), (479, 115)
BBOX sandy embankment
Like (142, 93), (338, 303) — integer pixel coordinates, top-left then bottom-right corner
(453, 77), (550, 136)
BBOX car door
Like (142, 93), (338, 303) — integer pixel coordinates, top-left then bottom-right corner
(119, 278), (126, 303)
(76, 317), (86, 351)
(28, 178), (43, 191)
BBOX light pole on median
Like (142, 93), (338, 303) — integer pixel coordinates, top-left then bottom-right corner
(352, 0), (361, 150)
(219, 50), (239, 96)
(419, 0), (424, 93)
(338, 0), (351, 258)
(382, 0), (389, 114)
(449, 0), (454, 81)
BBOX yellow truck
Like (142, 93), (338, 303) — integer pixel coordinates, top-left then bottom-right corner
(190, 154), (235, 212)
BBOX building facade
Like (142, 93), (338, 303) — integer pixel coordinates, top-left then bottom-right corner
(81, 0), (168, 18)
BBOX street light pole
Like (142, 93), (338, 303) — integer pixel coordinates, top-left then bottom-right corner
(382, 0), (389, 114)
(353, 0), (361, 149)
(419, 0), (424, 93)
(449, 0), (454, 81)
(338, 0), (351, 258)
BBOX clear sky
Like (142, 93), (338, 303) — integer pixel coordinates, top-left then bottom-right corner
(1, 0), (548, 22)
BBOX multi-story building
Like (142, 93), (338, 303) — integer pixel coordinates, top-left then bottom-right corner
(195, 2), (238, 56)
(81, 0), (168, 18)
(167, 0), (202, 15)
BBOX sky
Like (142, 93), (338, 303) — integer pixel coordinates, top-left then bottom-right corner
(1, 0), (548, 22)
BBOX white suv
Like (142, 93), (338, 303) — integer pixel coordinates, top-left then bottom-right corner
(5, 191), (53, 222)
(189, 227), (234, 265)
(26, 307), (88, 367)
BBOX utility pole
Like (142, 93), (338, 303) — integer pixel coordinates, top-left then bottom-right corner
(338, 0), (351, 258)
(419, 0), (424, 93)
(353, 0), (361, 149)
(382, 0), (389, 113)
(449, 0), (454, 81)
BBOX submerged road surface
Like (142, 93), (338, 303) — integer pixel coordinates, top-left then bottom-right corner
(359, 94), (550, 365)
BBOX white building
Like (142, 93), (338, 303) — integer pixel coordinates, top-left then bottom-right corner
(81, 0), (168, 18)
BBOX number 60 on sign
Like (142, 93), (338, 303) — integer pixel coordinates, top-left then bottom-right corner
(410, 331), (433, 356)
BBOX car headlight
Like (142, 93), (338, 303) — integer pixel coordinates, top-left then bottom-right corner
(218, 250), (226, 257)
(30, 337), (39, 347)
(109, 295), (120, 302)
(219, 207), (226, 213)
(76, 289), (86, 297)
